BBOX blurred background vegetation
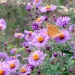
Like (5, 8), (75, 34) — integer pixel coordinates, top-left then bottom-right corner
(0, 0), (29, 51)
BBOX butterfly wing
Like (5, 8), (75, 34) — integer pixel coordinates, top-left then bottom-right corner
(47, 23), (62, 38)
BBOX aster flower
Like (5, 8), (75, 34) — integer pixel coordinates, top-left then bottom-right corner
(24, 30), (33, 34)
(7, 59), (20, 73)
(10, 48), (18, 54)
(27, 50), (46, 66)
(20, 65), (31, 75)
(69, 24), (75, 32)
(39, 5), (57, 13)
(26, 3), (32, 11)
(33, 0), (42, 6)
(0, 18), (6, 30)
(54, 30), (70, 43)
(0, 52), (9, 61)
(14, 33), (24, 39)
(0, 61), (10, 75)
(31, 22), (39, 30)
(24, 30), (36, 42)
(35, 16), (47, 24)
(22, 42), (29, 48)
(29, 30), (49, 48)
(50, 52), (66, 59)
(50, 52), (58, 60)
(56, 16), (70, 26)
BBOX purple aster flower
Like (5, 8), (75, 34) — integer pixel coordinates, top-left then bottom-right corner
(0, 61), (10, 75)
(20, 64), (31, 75)
(56, 16), (70, 26)
(69, 24), (75, 32)
(50, 5), (57, 11)
(27, 50), (46, 66)
(35, 16), (47, 24)
(15, 28), (19, 32)
(0, 19), (6, 24)
(14, 33), (24, 39)
(39, 5), (57, 13)
(50, 52), (58, 59)
(0, 52), (9, 61)
(54, 30), (70, 43)
(37, 70), (41, 74)
(50, 52), (65, 59)
(24, 30), (32, 34)
(28, 64), (34, 70)
(31, 22), (39, 30)
(10, 48), (18, 54)
(26, 48), (31, 53)
(0, 18), (6, 30)
(22, 42), (29, 48)
(44, 15), (48, 21)
(33, 0), (42, 6)
(69, 68), (73, 73)
(46, 45), (50, 50)
(7, 59), (20, 73)
(53, 52), (58, 57)
(29, 30), (49, 48)
(24, 30), (36, 42)
(26, 3), (32, 11)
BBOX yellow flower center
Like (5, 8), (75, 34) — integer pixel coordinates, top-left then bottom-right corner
(0, 70), (4, 75)
(35, 0), (39, 2)
(17, 33), (21, 37)
(21, 68), (26, 73)
(38, 36), (44, 42)
(36, 18), (41, 22)
(33, 54), (39, 60)
(59, 33), (65, 40)
(0, 25), (2, 28)
(10, 63), (15, 69)
(46, 6), (50, 10)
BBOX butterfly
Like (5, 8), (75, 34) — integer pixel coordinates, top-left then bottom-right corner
(46, 23), (63, 38)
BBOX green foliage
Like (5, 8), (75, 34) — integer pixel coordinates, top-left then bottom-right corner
(56, 0), (65, 5)
(0, 3), (30, 33)
(41, 54), (74, 75)
(71, 16), (75, 24)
